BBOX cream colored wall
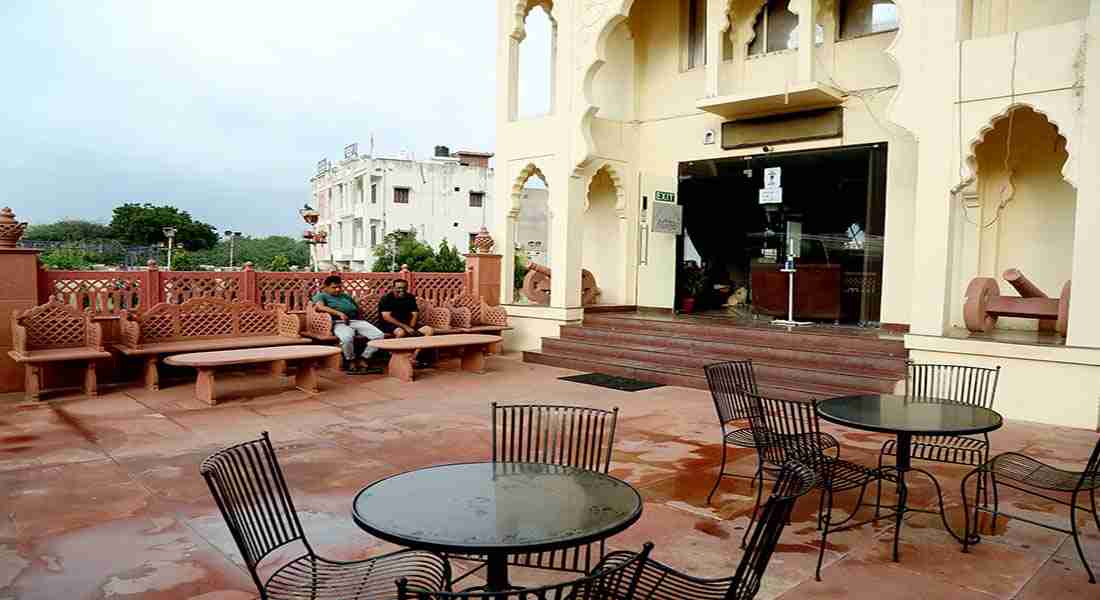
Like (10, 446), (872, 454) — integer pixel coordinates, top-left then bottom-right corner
(583, 169), (626, 304)
(966, 0), (1090, 39)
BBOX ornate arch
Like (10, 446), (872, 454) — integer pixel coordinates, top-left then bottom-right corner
(585, 162), (628, 217)
(953, 102), (1076, 195)
(512, 0), (556, 41)
(510, 162), (549, 216)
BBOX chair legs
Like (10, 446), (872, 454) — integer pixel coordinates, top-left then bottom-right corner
(740, 466), (765, 549)
(816, 488), (834, 582)
(707, 442), (729, 506)
(1069, 492), (1097, 584)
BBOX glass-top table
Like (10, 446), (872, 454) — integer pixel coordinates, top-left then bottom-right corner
(817, 394), (1003, 561)
(352, 462), (643, 591)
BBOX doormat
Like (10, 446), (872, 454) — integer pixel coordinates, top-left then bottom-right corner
(559, 373), (664, 392)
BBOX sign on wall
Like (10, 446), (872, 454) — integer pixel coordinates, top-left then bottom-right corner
(652, 202), (683, 234)
(654, 191), (676, 203)
(764, 167), (782, 189)
(759, 188), (783, 205)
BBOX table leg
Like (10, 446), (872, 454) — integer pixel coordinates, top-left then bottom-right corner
(892, 432), (912, 562)
(460, 345), (488, 374)
(143, 356), (159, 391)
(195, 368), (216, 405)
(387, 350), (415, 382)
(295, 359), (319, 394)
(484, 552), (511, 592)
(24, 364), (42, 401)
(270, 359), (287, 378)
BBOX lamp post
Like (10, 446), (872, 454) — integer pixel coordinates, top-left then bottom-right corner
(162, 227), (177, 270)
(224, 230), (242, 269)
(299, 204), (324, 272)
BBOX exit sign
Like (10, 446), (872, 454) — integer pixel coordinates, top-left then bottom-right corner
(655, 191), (676, 203)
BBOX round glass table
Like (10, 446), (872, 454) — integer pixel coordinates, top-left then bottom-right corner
(352, 462), (643, 591)
(817, 394), (1003, 560)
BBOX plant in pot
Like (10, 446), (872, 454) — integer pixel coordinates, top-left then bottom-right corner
(679, 263), (705, 314)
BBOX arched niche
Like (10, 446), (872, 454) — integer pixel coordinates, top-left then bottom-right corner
(508, 163), (552, 304)
(583, 165), (628, 305)
(509, 0), (557, 121)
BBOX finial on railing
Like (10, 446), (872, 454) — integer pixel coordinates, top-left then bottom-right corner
(243, 261), (254, 271)
(472, 226), (495, 254)
(146, 259), (159, 271)
(400, 264), (410, 273)
(0, 207), (27, 248)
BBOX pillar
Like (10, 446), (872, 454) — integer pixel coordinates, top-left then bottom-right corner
(466, 227), (503, 305)
(549, 173), (586, 309)
(0, 208), (41, 392)
(1065, 0), (1100, 348)
(795, 0), (817, 81)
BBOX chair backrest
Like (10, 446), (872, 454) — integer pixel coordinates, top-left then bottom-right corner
(905, 362), (1000, 409)
(492, 403), (619, 473)
(704, 361), (760, 424)
(123, 297), (298, 345)
(11, 298), (99, 352)
(727, 461), (818, 600)
(1081, 435), (1100, 491)
(745, 393), (826, 470)
(200, 433), (309, 583)
(397, 543), (653, 600)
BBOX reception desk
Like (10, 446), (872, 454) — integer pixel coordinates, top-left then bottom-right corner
(750, 263), (842, 321)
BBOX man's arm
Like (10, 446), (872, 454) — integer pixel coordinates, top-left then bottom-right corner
(381, 311), (414, 332)
(314, 300), (348, 322)
(408, 310), (418, 329)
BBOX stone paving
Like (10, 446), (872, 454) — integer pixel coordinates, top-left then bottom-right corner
(0, 355), (1097, 599)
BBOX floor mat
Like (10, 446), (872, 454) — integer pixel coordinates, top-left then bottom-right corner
(558, 372), (664, 392)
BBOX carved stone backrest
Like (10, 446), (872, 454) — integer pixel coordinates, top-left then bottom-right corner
(12, 298), (101, 352)
(448, 306), (473, 329)
(445, 293), (483, 324)
(480, 301), (509, 328)
(303, 301), (335, 338)
(423, 306), (453, 330)
(121, 297), (298, 346)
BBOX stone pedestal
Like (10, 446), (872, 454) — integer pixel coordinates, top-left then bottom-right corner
(466, 254), (503, 306)
(0, 249), (42, 392)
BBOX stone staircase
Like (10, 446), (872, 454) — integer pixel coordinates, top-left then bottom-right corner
(523, 313), (908, 400)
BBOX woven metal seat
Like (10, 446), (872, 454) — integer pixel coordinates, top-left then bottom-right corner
(882, 434), (988, 466)
(963, 437), (1100, 583)
(744, 392), (892, 581)
(595, 462), (818, 600)
(724, 426), (758, 447)
(201, 433), (451, 599)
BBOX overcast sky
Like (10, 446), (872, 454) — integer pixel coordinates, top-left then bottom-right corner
(1, 1), (553, 237)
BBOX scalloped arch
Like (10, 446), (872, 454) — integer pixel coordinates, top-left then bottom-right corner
(953, 103), (1075, 194)
(510, 162), (549, 216)
(512, 0), (556, 40)
(585, 162), (628, 216)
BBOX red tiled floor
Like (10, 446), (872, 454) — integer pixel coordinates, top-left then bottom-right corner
(0, 354), (1096, 599)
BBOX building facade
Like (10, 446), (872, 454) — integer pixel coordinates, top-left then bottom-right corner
(309, 147), (497, 271)
(494, 0), (1100, 429)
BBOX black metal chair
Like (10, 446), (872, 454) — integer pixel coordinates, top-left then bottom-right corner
(962, 435), (1100, 583)
(200, 432), (452, 600)
(704, 360), (763, 505)
(398, 544), (653, 600)
(876, 362), (1000, 509)
(594, 462), (818, 600)
(744, 392), (891, 581)
(449, 402), (621, 584)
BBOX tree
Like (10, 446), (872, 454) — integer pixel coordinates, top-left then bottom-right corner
(109, 203), (219, 250)
(435, 240), (466, 272)
(169, 249), (198, 271)
(370, 230), (465, 273)
(268, 254), (290, 271)
(25, 220), (112, 242)
(189, 236), (309, 269)
(40, 247), (94, 270)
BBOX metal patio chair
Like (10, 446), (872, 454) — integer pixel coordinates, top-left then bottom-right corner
(200, 432), (451, 600)
(397, 544), (652, 600)
(876, 362), (1001, 513)
(449, 402), (621, 584)
(595, 461), (818, 600)
(962, 435), (1100, 583)
(704, 360), (764, 504)
(745, 392), (891, 581)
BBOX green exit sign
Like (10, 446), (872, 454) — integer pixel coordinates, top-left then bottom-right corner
(655, 191), (676, 203)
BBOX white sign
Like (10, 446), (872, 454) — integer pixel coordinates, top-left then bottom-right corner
(764, 167), (782, 189)
(759, 188), (783, 205)
(652, 202), (683, 234)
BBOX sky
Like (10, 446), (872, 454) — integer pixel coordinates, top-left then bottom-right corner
(1, 1), (553, 237)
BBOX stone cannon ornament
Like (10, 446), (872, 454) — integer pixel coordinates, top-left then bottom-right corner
(522, 261), (600, 306)
(963, 268), (1070, 335)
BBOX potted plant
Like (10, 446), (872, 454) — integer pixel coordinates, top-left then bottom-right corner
(679, 262), (705, 314)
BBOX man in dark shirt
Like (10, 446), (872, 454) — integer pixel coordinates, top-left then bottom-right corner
(377, 279), (431, 337)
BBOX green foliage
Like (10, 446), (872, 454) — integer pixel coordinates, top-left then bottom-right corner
(40, 247), (94, 270)
(109, 203), (219, 250)
(514, 251), (529, 294)
(169, 249), (197, 271)
(25, 220), (112, 242)
(371, 230), (467, 273)
(678, 262), (706, 297)
(268, 254), (290, 272)
(188, 236), (309, 270)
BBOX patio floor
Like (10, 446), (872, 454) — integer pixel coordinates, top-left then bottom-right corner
(0, 354), (1097, 599)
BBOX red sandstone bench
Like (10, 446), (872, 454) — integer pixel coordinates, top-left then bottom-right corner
(164, 345), (341, 405)
(8, 298), (111, 401)
(117, 297), (308, 390)
(368, 334), (503, 382)
(302, 293), (510, 364)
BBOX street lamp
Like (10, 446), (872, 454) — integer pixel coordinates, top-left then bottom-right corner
(224, 230), (243, 268)
(162, 227), (177, 270)
(299, 204), (324, 272)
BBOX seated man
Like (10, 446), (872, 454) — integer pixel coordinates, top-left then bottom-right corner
(377, 279), (434, 365)
(312, 275), (384, 372)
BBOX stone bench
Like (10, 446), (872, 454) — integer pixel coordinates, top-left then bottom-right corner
(368, 334), (503, 382)
(8, 298), (112, 401)
(117, 297), (308, 390)
(164, 345), (341, 405)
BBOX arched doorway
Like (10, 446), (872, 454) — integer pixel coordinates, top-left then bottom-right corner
(583, 166), (626, 305)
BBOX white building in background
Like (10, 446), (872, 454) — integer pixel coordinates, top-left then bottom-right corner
(309, 145), (497, 271)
